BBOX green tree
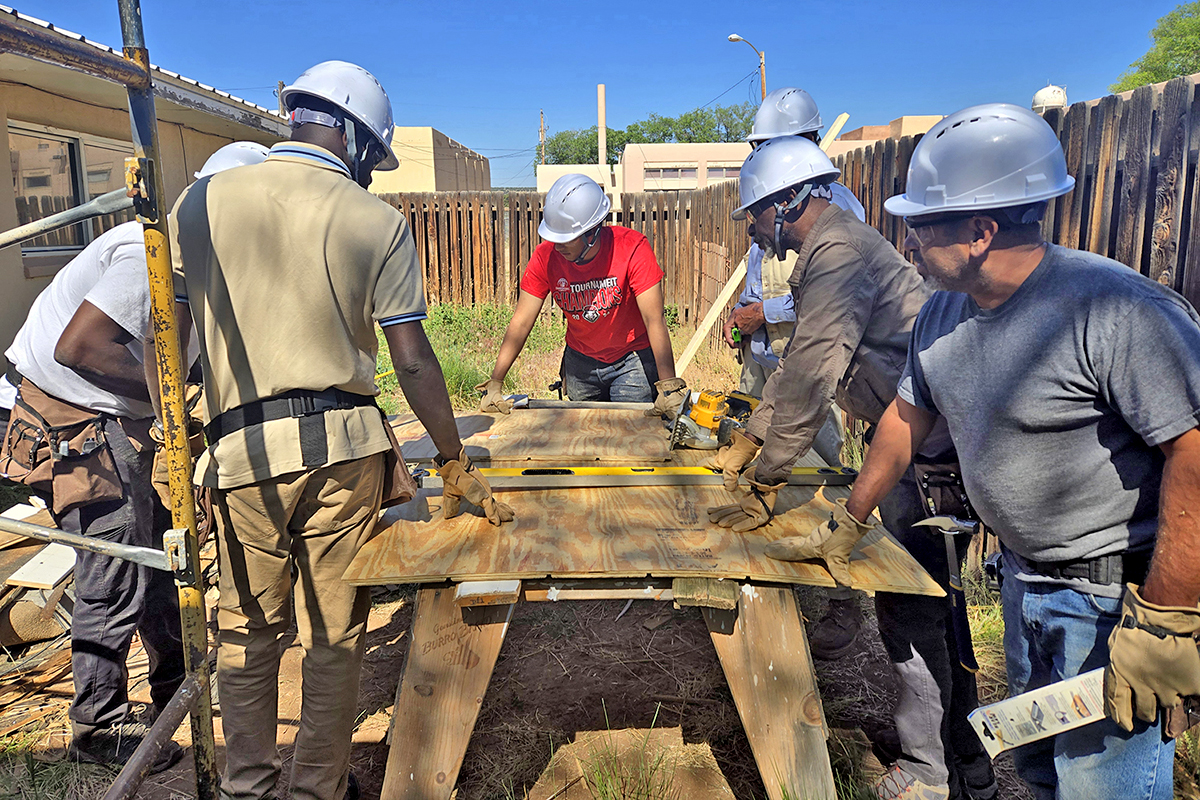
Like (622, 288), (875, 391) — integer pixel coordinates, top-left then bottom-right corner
(1111, 2), (1200, 92)
(543, 102), (756, 165)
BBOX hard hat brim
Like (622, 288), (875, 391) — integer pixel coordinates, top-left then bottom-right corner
(537, 219), (581, 244)
(883, 177), (1076, 219)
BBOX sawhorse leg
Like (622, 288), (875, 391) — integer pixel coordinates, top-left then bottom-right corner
(381, 586), (513, 800)
(705, 583), (836, 800)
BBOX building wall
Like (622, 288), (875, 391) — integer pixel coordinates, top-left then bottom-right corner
(535, 163), (623, 209)
(0, 83), (273, 361)
(369, 127), (491, 194)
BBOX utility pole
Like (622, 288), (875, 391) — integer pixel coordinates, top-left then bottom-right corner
(539, 109), (545, 165)
(597, 84), (607, 167)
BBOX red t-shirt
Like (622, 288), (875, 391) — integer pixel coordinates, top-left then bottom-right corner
(520, 226), (664, 364)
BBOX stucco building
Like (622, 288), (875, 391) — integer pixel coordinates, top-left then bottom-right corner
(369, 127), (491, 194)
(0, 6), (287, 363)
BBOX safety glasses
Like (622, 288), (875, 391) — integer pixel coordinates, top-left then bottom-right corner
(904, 213), (974, 246)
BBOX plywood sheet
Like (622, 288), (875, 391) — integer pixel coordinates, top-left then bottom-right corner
(390, 408), (670, 464)
(344, 485), (943, 596)
(707, 586), (835, 800)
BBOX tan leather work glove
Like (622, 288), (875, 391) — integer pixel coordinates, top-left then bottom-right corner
(435, 449), (515, 526)
(644, 377), (689, 419)
(706, 468), (784, 533)
(1104, 583), (1200, 732)
(764, 497), (873, 586)
(475, 379), (513, 415)
(702, 431), (761, 492)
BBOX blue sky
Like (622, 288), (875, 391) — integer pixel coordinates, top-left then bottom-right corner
(21, 0), (1175, 186)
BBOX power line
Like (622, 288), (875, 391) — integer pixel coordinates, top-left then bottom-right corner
(699, 67), (759, 110)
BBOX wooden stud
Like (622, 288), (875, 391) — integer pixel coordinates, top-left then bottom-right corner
(381, 587), (512, 800)
(672, 577), (739, 611)
(454, 580), (522, 607)
(706, 584), (835, 800)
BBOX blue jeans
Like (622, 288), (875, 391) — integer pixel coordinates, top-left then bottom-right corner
(1001, 565), (1175, 800)
(560, 346), (659, 402)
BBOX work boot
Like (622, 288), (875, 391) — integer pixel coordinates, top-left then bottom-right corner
(69, 721), (184, 774)
(874, 766), (950, 800)
(956, 753), (998, 800)
(808, 596), (862, 660)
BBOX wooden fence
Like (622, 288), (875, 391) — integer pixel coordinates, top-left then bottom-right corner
(379, 181), (746, 328)
(834, 74), (1200, 309)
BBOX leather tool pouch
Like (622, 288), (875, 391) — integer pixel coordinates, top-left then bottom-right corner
(378, 407), (418, 508)
(150, 384), (213, 542)
(912, 454), (978, 521)
(1, 380), (123, 515)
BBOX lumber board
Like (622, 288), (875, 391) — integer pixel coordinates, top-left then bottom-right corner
(522, 580), (674, 603)
(673, 577), (738, 611)
(390, 408), (670, 464)
(382, 587), (512, 800)
(6, 543), (74, 590)
(344, 485), (943, 596)
(0, 504), (55, 551)
(706, 585), (835, 800)
(453, 580), (521, 607)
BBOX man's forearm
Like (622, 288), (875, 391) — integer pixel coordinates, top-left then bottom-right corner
(646, 322), (676, 381)
(67, 345), (151, 402)
(384, 322), (463, 459)
(1142, 427), (1200, 607)
(844, 398), (933, 522)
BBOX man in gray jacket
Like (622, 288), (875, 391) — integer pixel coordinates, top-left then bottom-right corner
(706, 135), (995, 800)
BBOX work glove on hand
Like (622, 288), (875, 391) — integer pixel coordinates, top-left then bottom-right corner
(764, 497), (873, 586)
(644, 378), (689, 419)
(706, 468), (784, 533)
(1104, 583), (1200, 732)
(702, 431), (761, 492)
(475, 379), (513, 415)
(435, 448), (515, 526)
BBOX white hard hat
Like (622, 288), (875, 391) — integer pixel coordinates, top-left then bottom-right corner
(884, 103), (1074, 219)
(747, 87), (822, 143)
(538, 174), (612, 243)
(194, 141), (269, 179)
(732, 136), (840, 221)
(280, 60), (398, 171)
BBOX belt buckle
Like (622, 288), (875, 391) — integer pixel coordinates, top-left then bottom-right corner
(1089, 557), (1113, 585)
(287, 395), (317, 417)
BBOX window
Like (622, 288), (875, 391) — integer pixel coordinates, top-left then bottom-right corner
(707, 167), (740, 180)
(8, 124), (136, 275)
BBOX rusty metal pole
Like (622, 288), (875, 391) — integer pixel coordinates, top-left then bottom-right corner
(116, 2), (219, 797)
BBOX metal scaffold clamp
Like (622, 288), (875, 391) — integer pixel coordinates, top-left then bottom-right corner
(124, 156), (159, 222)
(162, 528), (195, 583)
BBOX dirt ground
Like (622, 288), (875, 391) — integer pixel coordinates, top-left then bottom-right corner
(0, 583), (1023, 800)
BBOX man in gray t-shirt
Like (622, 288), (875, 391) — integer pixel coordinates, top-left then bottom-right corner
(789, 103), (1200, 800)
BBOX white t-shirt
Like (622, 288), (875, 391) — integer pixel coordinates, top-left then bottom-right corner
(831, 182), (866, 222)
(0, 375), (15, 411)
(5, 221), (182, 419)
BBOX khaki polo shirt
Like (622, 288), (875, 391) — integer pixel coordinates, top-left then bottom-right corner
(170, 142), (427, 488)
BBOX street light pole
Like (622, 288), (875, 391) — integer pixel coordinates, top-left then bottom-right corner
(728, 34), (766, 100)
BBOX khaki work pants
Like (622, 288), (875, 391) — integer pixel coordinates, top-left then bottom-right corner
(213, 453), (384, 800)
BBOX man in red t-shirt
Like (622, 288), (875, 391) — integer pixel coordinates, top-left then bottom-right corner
(477, 174), (685, 415)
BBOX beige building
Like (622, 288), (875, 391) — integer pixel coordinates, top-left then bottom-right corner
(0, 7), (287, 362)
(825, 115), (943, 159)
(369, 127), (490, 194)
(537, 142), (751, 210)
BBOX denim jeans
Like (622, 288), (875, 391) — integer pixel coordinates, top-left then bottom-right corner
(1001, 563), (1175, 800)
(560, 346), (659, 402)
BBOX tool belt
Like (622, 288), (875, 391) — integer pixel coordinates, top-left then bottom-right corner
(0, 376), (123, 515)
(912, 453), (978, 522)
(1025, 550), (1151, 586)
(204, 387), (417, 507)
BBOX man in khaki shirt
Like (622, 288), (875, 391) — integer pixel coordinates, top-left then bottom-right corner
(164, 61), (510, 800)
(706, 136), (995, 800)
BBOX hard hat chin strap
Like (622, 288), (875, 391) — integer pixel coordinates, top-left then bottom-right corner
(573, 226), (603, 264)
(772, 183), (814, 259)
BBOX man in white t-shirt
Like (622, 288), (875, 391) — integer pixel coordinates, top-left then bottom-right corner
(0, 141), (264, 772)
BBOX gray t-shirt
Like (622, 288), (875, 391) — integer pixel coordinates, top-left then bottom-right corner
(899, 244), (1200, 594)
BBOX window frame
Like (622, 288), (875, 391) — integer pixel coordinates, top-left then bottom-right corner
(8, 121), (134, 278)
